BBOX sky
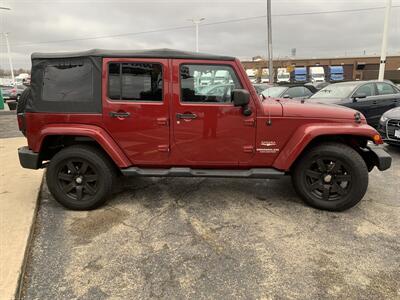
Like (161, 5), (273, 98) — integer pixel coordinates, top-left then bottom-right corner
(0, 0), (400, 69)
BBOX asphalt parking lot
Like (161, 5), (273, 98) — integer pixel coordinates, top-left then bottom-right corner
(21, 145), (400, 299)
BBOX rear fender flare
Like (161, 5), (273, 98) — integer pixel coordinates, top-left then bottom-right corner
(37, 124), (131, 168)
(272, 123), (379, 171)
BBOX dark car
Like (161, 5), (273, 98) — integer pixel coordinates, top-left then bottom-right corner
(261, 85), (315, 100)
(378, 106), (400, 146)
(308, 80), (400, 128)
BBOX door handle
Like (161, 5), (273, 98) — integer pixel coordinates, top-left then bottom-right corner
(176, 113), (197, 120)
(372, 101), (377, 105)
(109, 111), (130, 118)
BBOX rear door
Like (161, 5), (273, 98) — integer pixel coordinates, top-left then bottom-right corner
(375, 82), (400, 114)
(102, 58), (170, 165)
(170, 60), (257, 166)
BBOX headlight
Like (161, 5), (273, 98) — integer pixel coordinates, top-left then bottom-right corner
(380, 115), (388, 123)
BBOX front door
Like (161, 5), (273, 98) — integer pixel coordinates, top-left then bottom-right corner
(171, 60), (256, 166)
(102, 58), (170, 165)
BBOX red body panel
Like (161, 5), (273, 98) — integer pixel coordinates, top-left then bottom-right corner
(23, 57), (382, 171)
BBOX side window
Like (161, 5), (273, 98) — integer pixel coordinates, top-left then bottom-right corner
(355, 83), (375, 97)
(180, 64), (242, 103)
(108, 62), (163, 101)
(376, 82), (397, 95)
(286, 86), (307, 98)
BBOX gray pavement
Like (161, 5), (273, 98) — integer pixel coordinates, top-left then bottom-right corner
(0, 112), (22, 139)
(22, 146), (400, 299)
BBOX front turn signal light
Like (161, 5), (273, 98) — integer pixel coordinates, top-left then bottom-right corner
(373, 134), (383, 144)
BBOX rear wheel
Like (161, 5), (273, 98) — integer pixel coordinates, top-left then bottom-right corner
(46, 145), (116, 210)
(292, 143), (368, 211)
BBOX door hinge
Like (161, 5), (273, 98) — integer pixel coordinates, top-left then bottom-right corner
(157, 117), (169, 126)
(243, 145), (254, 153)
(158, 145), (170, 152)
(244, 118), (255, 127)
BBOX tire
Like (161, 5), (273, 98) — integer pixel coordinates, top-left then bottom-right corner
(46, 145), (116, 210)
(17, 87), (31, 114)
(292, 142), (368, 211)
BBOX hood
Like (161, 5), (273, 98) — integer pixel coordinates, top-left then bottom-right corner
(383, 106), (400, 119)
(276, 98), (364, 120)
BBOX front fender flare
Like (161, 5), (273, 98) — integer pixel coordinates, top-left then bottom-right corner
(272, 123), (379, 171)
(36, 124), (131, 168)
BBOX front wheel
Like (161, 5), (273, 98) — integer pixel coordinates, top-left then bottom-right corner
(292, 143), (368, 211)
(46, 145), (116, 210)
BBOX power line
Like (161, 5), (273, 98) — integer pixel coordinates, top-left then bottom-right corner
(3, 5), (400, 48)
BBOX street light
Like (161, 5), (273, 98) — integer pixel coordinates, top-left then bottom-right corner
(0, 6), (15, 84)
(378, 0), (392, 80)
(266, 0), (273, 84)
(188, 18), (205, 52)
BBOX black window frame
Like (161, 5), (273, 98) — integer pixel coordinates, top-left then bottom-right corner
(107, 62), (164, 102)
(179, 63), (243, 104)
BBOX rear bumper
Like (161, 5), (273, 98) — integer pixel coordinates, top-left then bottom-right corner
(368, 145), (392, 171)
(18, 146), (41, 169)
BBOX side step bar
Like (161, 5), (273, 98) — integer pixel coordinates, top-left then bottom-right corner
(121, 167), (285, 179)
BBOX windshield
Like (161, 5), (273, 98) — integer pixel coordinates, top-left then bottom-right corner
(261, 86), (287, 98)
(278, 74), (290, 79)
(311, 83), (357, 99)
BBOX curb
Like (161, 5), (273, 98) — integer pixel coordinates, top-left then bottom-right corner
(15, 175), (44, 299)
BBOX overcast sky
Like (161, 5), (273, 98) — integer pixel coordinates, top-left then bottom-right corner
(0, 0), (400, 69)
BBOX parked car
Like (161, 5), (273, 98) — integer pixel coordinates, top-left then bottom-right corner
(377, 106), (400, 146)
(1, 84), (27, 101)
(261, 85), (315, 100)
(17, 49), (391, 212)
(308, 80), (400, 128)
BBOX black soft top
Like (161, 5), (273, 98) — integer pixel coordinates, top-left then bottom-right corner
(31, 48), (236, 61)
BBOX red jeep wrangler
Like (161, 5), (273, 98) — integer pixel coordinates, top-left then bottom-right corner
(17, 49), (391, 211)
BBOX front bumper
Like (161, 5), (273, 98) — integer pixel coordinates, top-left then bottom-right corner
(18, 146), (41, 169)
(368, 145), (392, 171)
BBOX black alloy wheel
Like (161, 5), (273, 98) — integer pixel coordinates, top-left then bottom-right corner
(304, 157), (352, 202)
(56, 159), (99, 202)
(46, 145), (116, 210)
(292, 142), (368, 211)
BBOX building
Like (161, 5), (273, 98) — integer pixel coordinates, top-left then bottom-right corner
(241, 55), (400, 83)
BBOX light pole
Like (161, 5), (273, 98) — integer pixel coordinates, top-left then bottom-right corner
(188, 18), (205, 52)
(0, 6), (14, 84)
(266, 0), (273, 83)
(378, 0), (392, 80)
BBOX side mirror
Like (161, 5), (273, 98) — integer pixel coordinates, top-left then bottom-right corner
(232, 89), (252, 116)
(352, 92), (367, 101)
(232, 89), (250, 107)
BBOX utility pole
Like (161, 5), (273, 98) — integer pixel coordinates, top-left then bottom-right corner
(266, 0), (273, 83)
(188, 18), (205, 52)
(378, 0), (392, 80)
(4, 33), (15, 84)
(0, 6), (14, 84)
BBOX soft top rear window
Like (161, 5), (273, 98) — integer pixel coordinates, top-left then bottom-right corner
(42, 61), (93, 102)
(27, 57), (102, 113)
